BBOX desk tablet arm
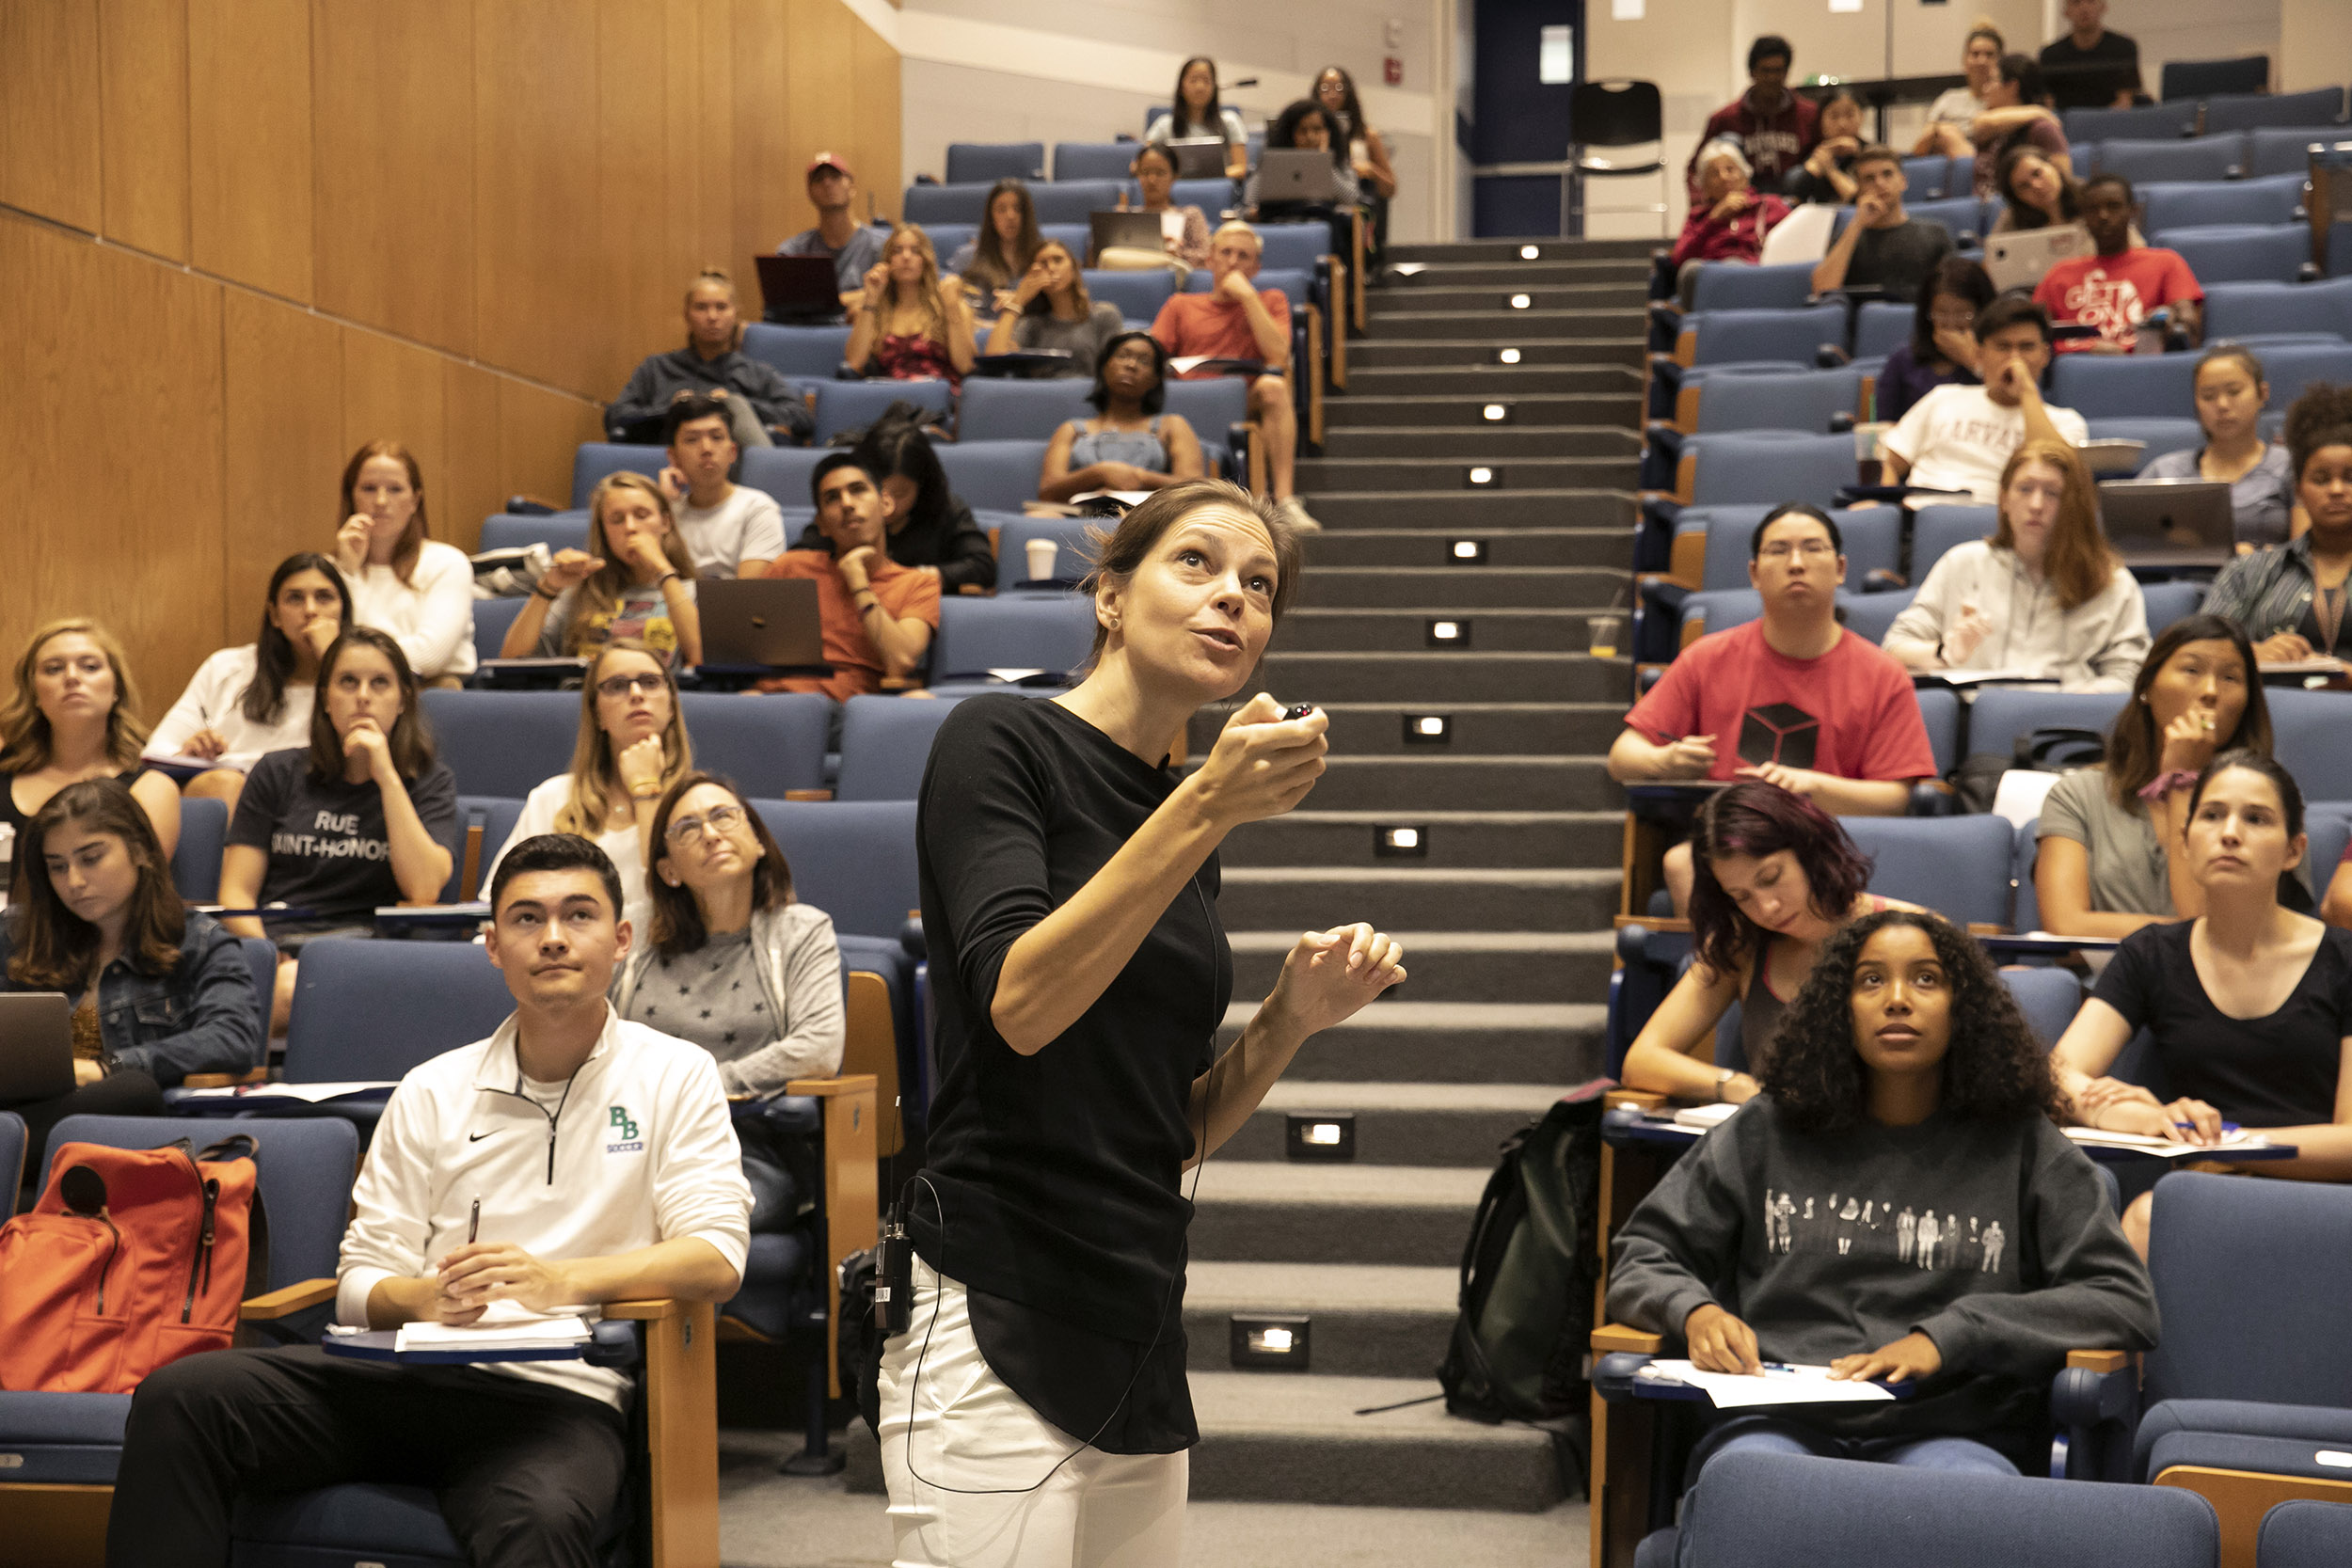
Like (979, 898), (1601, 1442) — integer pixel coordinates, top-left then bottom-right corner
(239, 1276), (340, 1349)
(2050, 1348), (2140, 1482)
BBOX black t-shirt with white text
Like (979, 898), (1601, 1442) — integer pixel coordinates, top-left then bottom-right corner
(228, 749), (460, 925)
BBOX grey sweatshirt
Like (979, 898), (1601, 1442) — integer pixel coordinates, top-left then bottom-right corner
(1607, 1097), (2157, 1455)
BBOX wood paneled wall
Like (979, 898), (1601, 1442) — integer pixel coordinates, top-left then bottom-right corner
(0, 0), (899, 703)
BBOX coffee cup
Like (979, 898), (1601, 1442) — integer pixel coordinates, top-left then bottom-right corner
(1025, 537), (1060, 583)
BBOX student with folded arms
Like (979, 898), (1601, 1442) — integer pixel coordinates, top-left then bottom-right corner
(2053, 752), (2352, 1253)
(615, 775), (843, 1232)
(2202, 385), (2352, 663)
(1883, 440), (2148, 689)
(485, 641), (691, 940)
(1621, 781), (1910, 1105)
(1610, 909), (2158, 1479)
(1, 619), (180, 860)
(607, 268), (813, 447)
(0, 779), (262, 1199)
(107, 833), (751, 1567)
(219, 627), (458, 1028)
(1040, 332), (1206, 503)
(332, 440), (476, 688)
(150, 553), (351, 815)
(2037, 615), (2283, 940)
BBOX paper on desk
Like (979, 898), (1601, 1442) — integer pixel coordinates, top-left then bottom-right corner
(1640, 1358), (1896, 1408)
(175, 1080), (396, 1102)
(394, 1299), (595, 1354)
(1672, 1102), (1739, 1131)
(2064, 1126), (2272, 1159)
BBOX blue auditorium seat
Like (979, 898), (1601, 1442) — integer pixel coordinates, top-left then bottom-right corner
(997, 516), (1098, 586)
(2063, 102), (2199, 144)
(1909, 504), (1998, 581)
(2249, 126), (2344, 179)
(926, 222), (977, 264)
(1053, 141), (1140, 181)
(676, 691), (832, 798)
(945, 142), (1044, 183)
(2204, 87), (2346, 135)
(741, 322), (853, 384)
(739, 446), (832, 511)
(2011, 817), (2042, 932)
(1852, 300), (1914, 361)
(1899, 154), (1954, 199)
(439, 795), (524, 903)
(419, 689), (580, 799)
(284, 940), (517, 1084)
(1685, 261), (1818, 312)
(1647, 367), (1865, 490)
(812, 378), (954, 443)
(1965, 689), (2129, 765)
(2052, 353), (2203, 419)
(568, 443), (661, 510)
(2267, 689), (2352, 805)
(1694, 504), (1892, 592)
(2249, 341), (2352, 411)
(957, 378), (1094, 442)
(2085, 416), (2205, 470)
(930, 594), (1097, 690)
(1254, 223), (1333, 271)
(936, 439), (1048, 513)
(2005, 959), (2083, 1047)
(1082, 267), (1175, 324)
(2094, 135), (2245, 183)
(902, 182), (994, 226)
(1837, 589), (1914, 646)
(479, 513), (590, 553)
(1672, 303), (1848, 371)
(747, 800), (916, 943)
(1843, 813), (2015, 927)
(1679, 432), (1857, 508)
(469, 595), (527, 672)
(1170, 178), (1235, 215)
(2141, 580), (2209, 636)
(2203, 277), (2352, 343)
(2262, 1500), (2352, 1568)
(2138, 173), (2308, 232)
(834, 695), (962, 803)
(1843, 195), (1984, 246)
(1026, 181), (1125, 225)
(172, 796), (228, 902)
(2153, 224), (2313, 285)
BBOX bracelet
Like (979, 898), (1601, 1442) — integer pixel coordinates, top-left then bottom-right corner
(533, 585), (562, 601)
(628, 787), (662, 801)
(2136, 769), (2199, 803)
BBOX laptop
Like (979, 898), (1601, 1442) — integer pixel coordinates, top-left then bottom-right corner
(0, 992), (77, 1102)
(1982, 223), (2093, 293)
(1254, 149), (1343, 204)
(1089, 210), (1174, 263)
(2097, 478), (2236, 568)
(1164, 138), (1230, 179)
(697, 578), (824, 668)
(754, 255), (846, 322)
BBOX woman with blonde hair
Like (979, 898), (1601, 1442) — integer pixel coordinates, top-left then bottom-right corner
(847, 224), (977, 386)
(1883, 440), (2149, 690)
(331, 439), (477, 686)
(500, 471), (703, 668)
(485, 640), (691, 936)
(983, 238), (1126, 376)
(0, 618), (180, 859)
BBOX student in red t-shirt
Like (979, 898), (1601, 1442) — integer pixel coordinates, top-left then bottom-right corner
(1612, 504), (1938, 908)
(1149, 222), (1318, 533)
(759, 453), (940, 701)
(2033, 174), (2202, 355)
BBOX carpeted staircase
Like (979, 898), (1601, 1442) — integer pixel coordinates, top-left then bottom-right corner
(847, 235), (1647, 1514)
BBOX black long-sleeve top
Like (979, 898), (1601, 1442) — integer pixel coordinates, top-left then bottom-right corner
(607, 346), (814, 442)
(909, 695), (1229, 1450)
(1607, 1097), (2157, 1465)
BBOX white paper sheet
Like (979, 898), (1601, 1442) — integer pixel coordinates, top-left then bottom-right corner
(394, 1299), (595, 1354)
(175, 1080), (396, 1102)
(1638, 1358), (1897, 1407)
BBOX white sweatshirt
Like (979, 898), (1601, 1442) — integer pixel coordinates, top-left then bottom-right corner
(148, 646), (315, 771)
(486, 776), (653, 938)
(1883, 539), (2151, 692)
(348, 540), (479, 680)
(337, 1006), (752, 1410)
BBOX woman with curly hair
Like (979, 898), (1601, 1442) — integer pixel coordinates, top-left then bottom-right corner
(2055, 752), (2352, 1252)
(1620, 781), (1908, 1104)
(2205, 384), (2352, 663)
(1610, 909), (2157, 1480)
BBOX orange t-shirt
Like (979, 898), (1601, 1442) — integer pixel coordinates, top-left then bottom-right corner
(758, 549), (942, 701)
(1150, 288), (1291, 377)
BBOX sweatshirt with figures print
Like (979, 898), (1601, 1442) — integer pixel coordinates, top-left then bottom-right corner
(1606, 1096), (2156, 1460)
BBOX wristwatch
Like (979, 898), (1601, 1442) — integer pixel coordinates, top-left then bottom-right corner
(1713, 1067), (1737, 1102)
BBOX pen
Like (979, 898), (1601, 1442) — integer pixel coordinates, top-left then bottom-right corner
(468, 1197), (480, 1245)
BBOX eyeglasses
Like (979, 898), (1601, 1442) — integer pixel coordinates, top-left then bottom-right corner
(1758, 540), (1836, 561)
(665, 804), (745, 847)
(596, 673), (667, 700)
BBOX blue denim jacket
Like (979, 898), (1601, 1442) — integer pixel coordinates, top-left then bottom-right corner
(0, 911), (262, 1086)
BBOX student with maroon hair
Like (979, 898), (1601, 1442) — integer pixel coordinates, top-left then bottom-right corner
(1621, 780), (1912, 1104)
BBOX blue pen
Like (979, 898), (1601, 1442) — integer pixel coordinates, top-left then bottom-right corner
(2171, 1121), (2241, 1134)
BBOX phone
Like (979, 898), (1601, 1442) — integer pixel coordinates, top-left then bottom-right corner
(1281, 703), (1317, 721)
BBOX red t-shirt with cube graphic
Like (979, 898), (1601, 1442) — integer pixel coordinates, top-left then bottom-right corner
(2033, 247), (2203, 353)
(1626, 619), (1937, 783)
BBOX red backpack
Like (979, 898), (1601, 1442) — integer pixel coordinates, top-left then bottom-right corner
(0, 1133), (266, 1393)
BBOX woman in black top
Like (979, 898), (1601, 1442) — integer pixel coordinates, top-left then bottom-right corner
(885, 479), (1405, 1565)
(2054, 751), (2352, 1253)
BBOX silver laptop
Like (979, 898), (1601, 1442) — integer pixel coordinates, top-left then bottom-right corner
(2097, 478), (2235, 568)
(697, 578), (824, 668)
(1255, 149), (1342, 204)
(0, 993), (77, 1102)
(1983, 223), (2093, 293)
(1164, 138), (1230, 179)
(1089, 210), (1168, 263)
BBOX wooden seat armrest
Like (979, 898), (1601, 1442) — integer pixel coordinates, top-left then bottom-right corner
(2067, 1348), (2131, 1373)
(241, 1277), (338, 1321)
(1612, 914), (1692, 934)
(877, 677), (925, 692)
(603, 1298), (686, 1322)
(781, 1073), (880, 1400)
(185, 1067), (270, 1090)
(783, 788), (833, 801)
(1606, 1089), (1669, 1114)
(784, 1072), (877, 1098)
(1593, 1323), (1665, 1354)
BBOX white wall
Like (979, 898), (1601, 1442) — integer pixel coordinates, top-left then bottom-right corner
(2071, 0), (2280, 97)
(892, 0), (1447, 243)
(2280, 0), (2352, 95)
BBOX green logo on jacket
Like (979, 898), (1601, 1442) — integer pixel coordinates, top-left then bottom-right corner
(609, 1106), (641, 1144)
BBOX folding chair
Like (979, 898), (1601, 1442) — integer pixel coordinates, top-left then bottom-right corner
(929, 595), (1097, 693)
(834, 695), (964, 803)
(2063, 103), (2200, 144)
(675, 692), (832, 799)
(2139, 173), (2309, 232)
(1052, 142), (1139, 182)
(2095, 135), (2247, 184)
(171, 797), (229, 903)
(418, 689), (580, 800)
(2152, 225), (2314, 286)
(2203, 87), (2346, 135)
(945, 143), (1044, 183)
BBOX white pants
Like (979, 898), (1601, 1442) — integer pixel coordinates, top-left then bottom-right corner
(878, 1257), (1188, 1568)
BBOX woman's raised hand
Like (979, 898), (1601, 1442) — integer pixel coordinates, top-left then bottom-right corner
(1188, 693), (1327, 830)
(2157, 707), (2224, 775)
(334, 515), (373, 575)
(616, 735), (668, 800)
(1264, 923), (1405, 1038)
(538, 549), (602, 596)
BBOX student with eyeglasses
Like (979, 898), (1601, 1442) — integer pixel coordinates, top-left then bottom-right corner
(613, 774), (843, 1233)
(485, 641), (691, 938)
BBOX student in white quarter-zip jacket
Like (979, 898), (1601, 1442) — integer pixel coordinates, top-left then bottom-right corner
(1883, 439), (2150, 692)
(107, 833), (751, 1568)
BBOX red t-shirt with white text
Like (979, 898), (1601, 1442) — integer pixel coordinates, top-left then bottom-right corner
(1624, 620), (1936, 783)
(2034, 247), (2203, 352)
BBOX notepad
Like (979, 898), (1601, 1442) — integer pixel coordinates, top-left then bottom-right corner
(1638, 1358), (1898, 1408)
(2064, 1127), (2273, 1160)
(175, 1080), (396, 1103)
(1672, 1103), (1740, 1131)
(394, 1299), (595, 1354)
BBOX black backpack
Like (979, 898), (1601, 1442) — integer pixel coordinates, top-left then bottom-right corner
(1437, 1085), (1607, 1427)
